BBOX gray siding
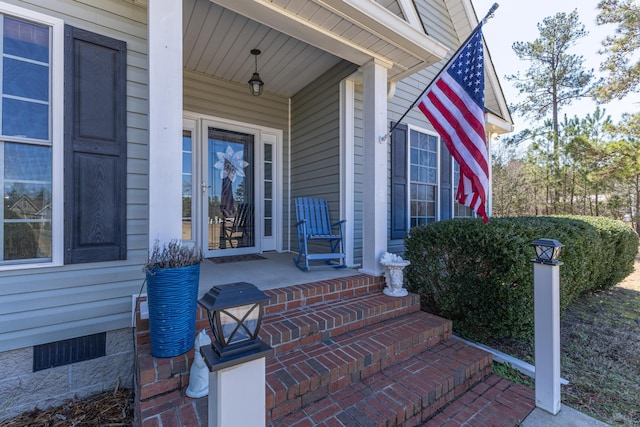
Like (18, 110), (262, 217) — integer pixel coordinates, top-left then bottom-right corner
(290, 61), (358, 250)
(183, 70), (290, 249)
(0, 0), (148, 352)
(386, 0), (460, 254)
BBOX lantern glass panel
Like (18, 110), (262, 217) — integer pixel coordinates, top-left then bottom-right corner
(220, 303), (259, 345)
(535, 245), (550, 260)
(534, 244), (562, 261)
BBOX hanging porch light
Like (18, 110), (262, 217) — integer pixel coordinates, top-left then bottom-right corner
(248, 49), (264, 96)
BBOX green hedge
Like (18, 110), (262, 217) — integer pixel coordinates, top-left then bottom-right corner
(404, 216), (639, 341)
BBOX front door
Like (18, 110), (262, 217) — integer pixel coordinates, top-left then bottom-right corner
(182, 116), (280, 258)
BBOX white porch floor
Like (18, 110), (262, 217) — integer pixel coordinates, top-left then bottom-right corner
(197, 251), (361, 295)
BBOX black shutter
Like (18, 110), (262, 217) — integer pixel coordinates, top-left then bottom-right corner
(390, 122), (408, 240)
(64, 26), (127, 263)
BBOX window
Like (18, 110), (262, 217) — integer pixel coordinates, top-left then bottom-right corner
(390, 122), (477, 239)
(453, 162), (475, 218)
(409, 129), (438, 226)
(0, 5), (63, 268)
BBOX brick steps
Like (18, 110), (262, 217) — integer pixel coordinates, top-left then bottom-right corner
(269, 339), (494, 427)
(134, 273), (536, 426)
(266, 310), (452, 422)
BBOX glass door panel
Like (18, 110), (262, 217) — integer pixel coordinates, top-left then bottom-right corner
(206, 127), (255, 254)
(182, 130), (193, 241)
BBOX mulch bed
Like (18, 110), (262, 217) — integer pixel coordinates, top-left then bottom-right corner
(0, 389), (134, 427)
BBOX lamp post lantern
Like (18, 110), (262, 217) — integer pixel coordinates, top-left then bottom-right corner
(531, 238), (563, 415)
(198, 282), (273, 427)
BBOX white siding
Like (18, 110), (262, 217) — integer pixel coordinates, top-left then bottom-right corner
(0, 0), (148, 352)
(386, 0), (459, 254)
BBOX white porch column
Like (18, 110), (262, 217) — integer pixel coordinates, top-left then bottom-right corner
(360, 59), (389, 276)
(148, 0), (183, 245)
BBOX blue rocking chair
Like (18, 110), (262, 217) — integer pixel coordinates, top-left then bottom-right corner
(294, 197), (346, 271)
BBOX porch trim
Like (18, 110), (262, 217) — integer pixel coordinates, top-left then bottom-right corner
(360, 59), (389, 276)
(211, 0), (447, 81)
(149, 0), (183, 245)
(340, 78), (355, 267)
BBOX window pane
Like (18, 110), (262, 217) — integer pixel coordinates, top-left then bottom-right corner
(428, 152), (437, 168)
(182, 152), (192, 174)
(182, 131), (193, 240)
(4, 143), (51, 180)
(427, 167), (437, 184)
(182, 135), (191, 151)
(428, 135), (437, 152)
(2, 98), (48, 140)
(3, 58), (48, 101)
(426, 202), (435, 217)
(3, 143), (52, 262)
(264, 200), (272, 218)
(3, 17), (49, 63)
(264, 144), (272, 162)
(419, 166), (427, 183)
(264, 162), (272, 181)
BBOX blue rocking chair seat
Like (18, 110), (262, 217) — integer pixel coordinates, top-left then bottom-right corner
(294, 197), (346, 271)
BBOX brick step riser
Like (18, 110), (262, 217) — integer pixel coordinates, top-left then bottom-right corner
(263, 275), (386, 315)
(191, 275), (385, 328)
(266, 313), (453, 422)
(262, 293), (421, 356)
(268, 340), (494, 427)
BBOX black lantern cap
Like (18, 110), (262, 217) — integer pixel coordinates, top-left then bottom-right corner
(198, 282), (269, 312)
(531, 238), (564, 265)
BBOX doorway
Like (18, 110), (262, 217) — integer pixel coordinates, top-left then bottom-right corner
(182, 116), (281, 258)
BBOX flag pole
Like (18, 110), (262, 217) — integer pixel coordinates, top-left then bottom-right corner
(379, 3), (499, 143)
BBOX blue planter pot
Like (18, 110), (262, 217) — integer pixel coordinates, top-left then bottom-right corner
(146, 263), (201, 358)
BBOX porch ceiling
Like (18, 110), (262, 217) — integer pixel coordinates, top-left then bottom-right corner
(184, 0), (449, 98)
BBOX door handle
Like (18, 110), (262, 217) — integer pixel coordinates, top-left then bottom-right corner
(201, 181), (211, 195)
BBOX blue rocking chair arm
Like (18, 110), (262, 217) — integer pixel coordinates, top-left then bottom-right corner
(295, 219), (307, 227)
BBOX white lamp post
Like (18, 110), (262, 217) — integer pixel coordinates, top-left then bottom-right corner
(531, 238), (564, 415)
(198, 282), (273, 427)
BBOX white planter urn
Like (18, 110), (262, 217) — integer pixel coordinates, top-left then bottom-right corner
(380, 252), (410, 297)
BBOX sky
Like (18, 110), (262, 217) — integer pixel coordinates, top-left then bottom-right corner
(470, 0), (638, 131)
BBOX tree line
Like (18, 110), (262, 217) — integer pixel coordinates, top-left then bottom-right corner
(491, 0), (640, 234)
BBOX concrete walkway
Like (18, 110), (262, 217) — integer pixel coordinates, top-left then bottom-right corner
(522, 405), (610, 427)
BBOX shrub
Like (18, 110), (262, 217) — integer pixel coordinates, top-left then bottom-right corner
(404, 216), (638, 341)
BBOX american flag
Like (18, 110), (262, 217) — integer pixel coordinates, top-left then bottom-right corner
(418, 25), (489, 223)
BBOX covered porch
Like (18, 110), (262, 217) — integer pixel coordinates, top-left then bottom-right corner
(148, 0), (451, 276)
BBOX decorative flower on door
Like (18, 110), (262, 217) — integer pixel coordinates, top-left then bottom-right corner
(214, 146), (249, 218)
